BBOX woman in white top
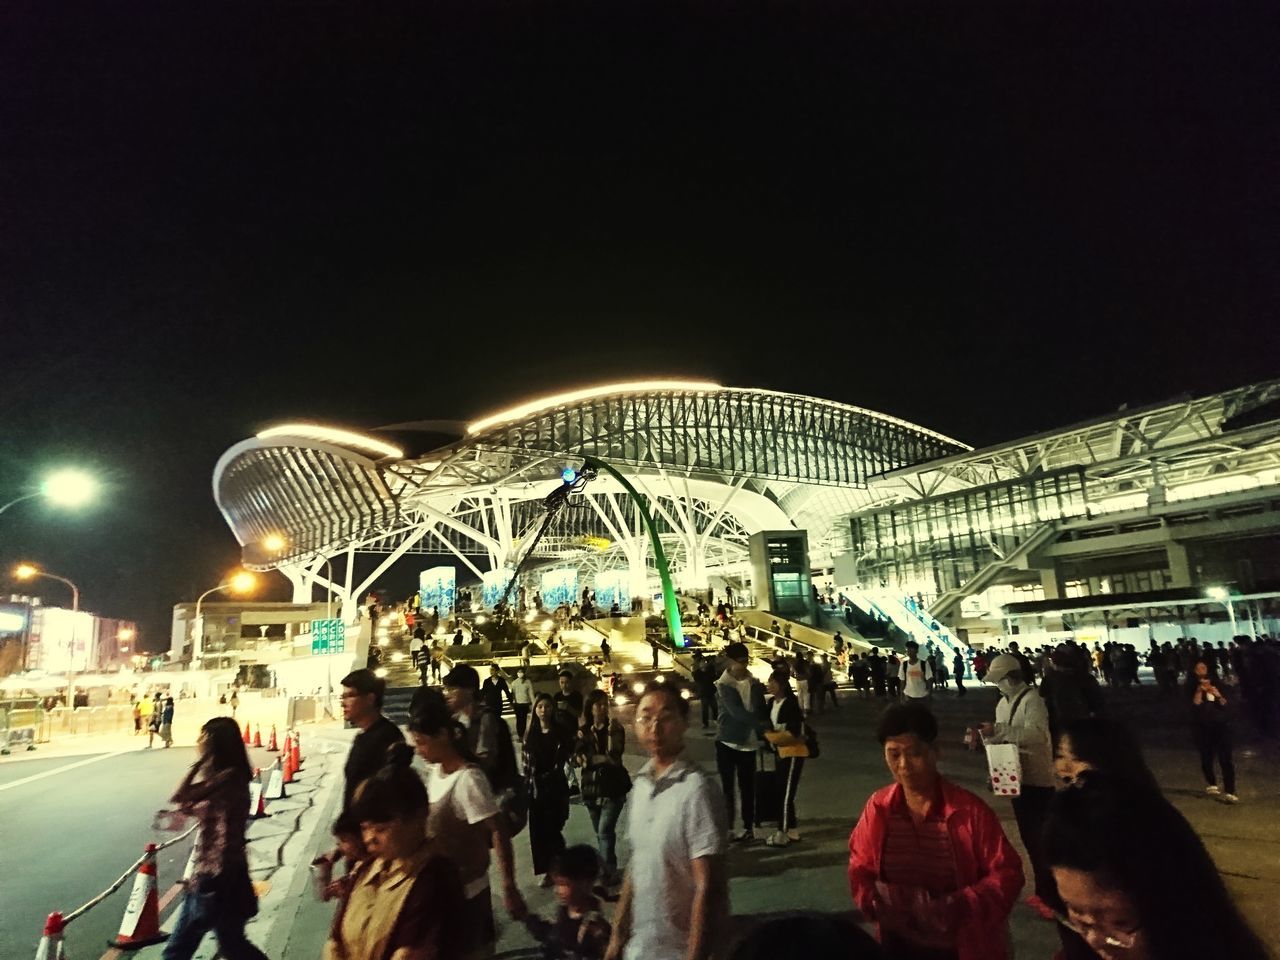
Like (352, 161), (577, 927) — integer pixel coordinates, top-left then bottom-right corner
(409, 690), (527, 957)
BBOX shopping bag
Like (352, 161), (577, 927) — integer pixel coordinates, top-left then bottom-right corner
(984, 739), (1023, 797)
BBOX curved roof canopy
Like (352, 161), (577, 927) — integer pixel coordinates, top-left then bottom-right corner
(214, 381), (969, 570)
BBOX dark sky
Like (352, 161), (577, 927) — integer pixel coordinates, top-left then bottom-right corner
(2, 2), (1276, 649)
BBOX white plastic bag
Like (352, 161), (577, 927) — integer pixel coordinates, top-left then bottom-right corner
(984, 740), (1023, 797)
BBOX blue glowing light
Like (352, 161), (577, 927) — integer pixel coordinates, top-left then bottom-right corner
(562, 467), (577, 484)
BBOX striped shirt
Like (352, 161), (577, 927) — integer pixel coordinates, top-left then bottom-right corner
(881, 803), (958, 895)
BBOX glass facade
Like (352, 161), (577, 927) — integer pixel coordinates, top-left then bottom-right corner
(851, 468), (1088, 598)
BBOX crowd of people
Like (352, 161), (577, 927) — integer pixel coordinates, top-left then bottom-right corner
(145, 580), (1279, 960)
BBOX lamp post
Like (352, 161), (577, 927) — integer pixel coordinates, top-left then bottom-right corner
(193, 571), (256, 665)
(0, 470), (98, 521)
(1206, 586), (1241, 639)
(13, 564), (81, 709)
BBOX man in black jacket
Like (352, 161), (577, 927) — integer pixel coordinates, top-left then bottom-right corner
(339, 668), (405, 814)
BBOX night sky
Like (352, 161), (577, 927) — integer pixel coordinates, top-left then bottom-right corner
(2, 3), (1276, 650)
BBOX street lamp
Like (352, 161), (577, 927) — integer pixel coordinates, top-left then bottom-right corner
(192, 571), (257, 663)
(13, 563), (81, 708)
(1206, 586), (1239, 637)
(0, 469), (99, 518)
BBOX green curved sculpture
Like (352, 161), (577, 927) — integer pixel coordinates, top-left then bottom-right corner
(580, 455), (686, 649)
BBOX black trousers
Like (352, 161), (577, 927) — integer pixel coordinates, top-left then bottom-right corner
(1194, 722), (1236, 794)
(700, 692), (719, 728)
(776, 756), (804, 832)
(715, 741), (756, 831)
(954, 676), (966, 697)
(514, 703), (530, 739)
(1011, 785), (1055, 902)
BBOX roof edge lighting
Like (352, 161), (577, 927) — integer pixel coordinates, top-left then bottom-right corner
(256, 423), (404, 459)
(467, 380), (723, 435)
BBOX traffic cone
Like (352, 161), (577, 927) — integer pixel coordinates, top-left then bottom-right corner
(291, 730), (302, 771)
(242, 721), (251, 745)
(267, 724), (279, 752)
(34, 912), (67, 960)
(252, 725), (262, 748)
(248, 768), (269, 819)
(108, 843), (169, 949)
(283, 749), (296, 784)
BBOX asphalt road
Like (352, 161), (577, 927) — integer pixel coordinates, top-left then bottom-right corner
(0, 741), (285, 960)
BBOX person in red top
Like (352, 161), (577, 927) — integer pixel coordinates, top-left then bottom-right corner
(848, 703), (1023, 960)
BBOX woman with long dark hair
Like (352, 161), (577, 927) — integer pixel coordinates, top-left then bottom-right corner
(576, 689), (629, 886)
(160, 717), (267, 960)
(1044, 773), (1268, 960)
(523, 693), (572, 887)
(324, 742), (464, 960)
(1053, 716), (1160, 793)
(409, 690), (526, 958)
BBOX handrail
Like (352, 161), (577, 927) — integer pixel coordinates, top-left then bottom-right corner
(63, 823), (197, 924)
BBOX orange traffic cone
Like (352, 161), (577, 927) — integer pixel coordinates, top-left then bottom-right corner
(242, 721), (251, 745)
(108, 843), (169, 949)
(291, 731), (302, 771)
(267, 724), (279, 752)
(252, 725), (262, 748)
(283, 745), (296, 784)
(34, 912), (67, 960)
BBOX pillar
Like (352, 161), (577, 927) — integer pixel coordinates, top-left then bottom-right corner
(1165, 542), (1193, 589)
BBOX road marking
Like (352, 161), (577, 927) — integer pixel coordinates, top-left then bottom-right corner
(0, 749), (129, 792)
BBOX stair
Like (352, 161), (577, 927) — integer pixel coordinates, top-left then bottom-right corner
(928, 521), (1059, 622)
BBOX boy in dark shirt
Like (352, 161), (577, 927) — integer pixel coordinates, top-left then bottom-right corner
(524, 845), (611, 960)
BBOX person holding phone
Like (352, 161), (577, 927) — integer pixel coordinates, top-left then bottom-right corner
(1188, 657), (1239, 803)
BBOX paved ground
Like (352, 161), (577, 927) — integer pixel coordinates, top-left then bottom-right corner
(277, 681), (1280, 959)
(12, 680), (1274, 960)
(0, 729), (338, 960)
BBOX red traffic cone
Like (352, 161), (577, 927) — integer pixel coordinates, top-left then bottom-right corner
(34, 912), (67, 960)
(291, 731), (302, 771)
(267, 724), (279, 752)
(283, 749), (296, 784)
(242, 721), (251, 745)
(108, 843), (169, 949)
(252, 725), (262, 748)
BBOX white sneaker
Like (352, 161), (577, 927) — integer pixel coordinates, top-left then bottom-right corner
(1205, 785), (1221, 796)
(1224, 793), (1240, 804)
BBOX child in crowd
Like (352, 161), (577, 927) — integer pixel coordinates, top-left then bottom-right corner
(311, 811), (367, 901)
(524, 845), (611, 960)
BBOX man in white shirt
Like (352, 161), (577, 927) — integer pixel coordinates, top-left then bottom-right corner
(510, 668), (534, 738)
(606, 683), (727, 960)
(980, 653), (1056, 904)
(898, 641), (933, 704)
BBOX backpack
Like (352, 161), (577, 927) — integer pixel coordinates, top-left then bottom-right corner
(485, 711), (528, 836)
(802, 720), (821, 759)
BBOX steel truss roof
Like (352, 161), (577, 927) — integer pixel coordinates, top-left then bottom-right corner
(214, 384), (968, 570)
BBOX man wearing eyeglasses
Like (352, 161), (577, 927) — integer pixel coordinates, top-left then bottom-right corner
(339, 668), (406, 814)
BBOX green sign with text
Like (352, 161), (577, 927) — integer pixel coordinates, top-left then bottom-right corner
(311, 618), (345, 655)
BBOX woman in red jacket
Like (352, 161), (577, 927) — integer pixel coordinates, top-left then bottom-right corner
(848, 703), (1023, 960)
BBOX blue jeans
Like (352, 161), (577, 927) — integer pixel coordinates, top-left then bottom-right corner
(586, 797), (623, 874)
(161, 878), (267, 960)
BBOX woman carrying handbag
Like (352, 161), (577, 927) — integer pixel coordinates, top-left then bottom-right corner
(762, 669), (807, 847)
(576, 690), (631, 888)
(159, 717), (267, 960)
